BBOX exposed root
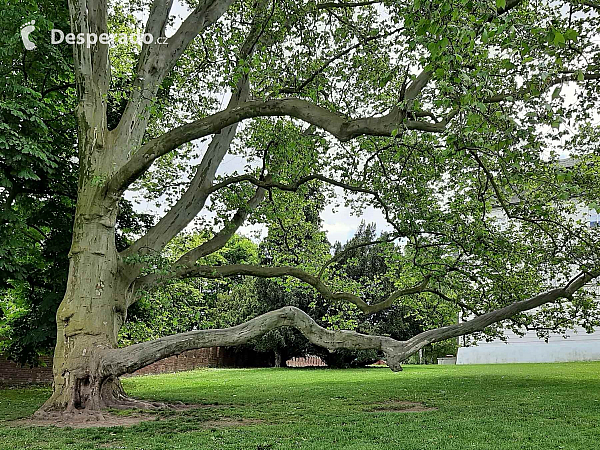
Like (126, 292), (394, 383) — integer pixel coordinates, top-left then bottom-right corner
(103, 393), (171, 411)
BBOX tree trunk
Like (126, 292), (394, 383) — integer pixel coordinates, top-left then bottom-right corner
(274, 351), (282, 368)
(36, 189), (132, 414)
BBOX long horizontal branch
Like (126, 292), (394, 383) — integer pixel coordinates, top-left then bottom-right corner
(103, 269), (597, 376)
(101, 306), (403, 376)
(106, 99), (450, 195)
(138, 263), (431, 314)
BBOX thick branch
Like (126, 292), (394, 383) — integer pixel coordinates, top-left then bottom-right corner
(102, 306), (403, 376)
(107, 99), (450, 195)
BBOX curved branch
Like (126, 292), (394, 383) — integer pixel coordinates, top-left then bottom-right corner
(207, 173), (379, 196)
(101, 306), (404, 376)
(137, 263), (431, 314)
(106, 99), (450, 195)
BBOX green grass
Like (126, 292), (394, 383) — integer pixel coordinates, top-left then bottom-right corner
(1, 362), (600, 449)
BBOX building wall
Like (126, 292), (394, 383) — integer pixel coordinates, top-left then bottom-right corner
(457, 193), (600, 364)
(0, 356), (53, 384)
(457, 340), (600, 364)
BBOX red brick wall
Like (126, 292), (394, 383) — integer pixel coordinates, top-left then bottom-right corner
(0, 356), (53, 384)
(0, 347), (232, 384)
(128, 347), (225, 376)
(0, 348), (322, 384)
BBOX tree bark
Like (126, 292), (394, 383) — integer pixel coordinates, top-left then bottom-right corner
(274, 351), (282, 368)
(35, 186), (132, 413)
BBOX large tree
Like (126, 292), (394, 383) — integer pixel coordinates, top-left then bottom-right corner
(12, 0), (600, 416)
(0, 0), (155, 365)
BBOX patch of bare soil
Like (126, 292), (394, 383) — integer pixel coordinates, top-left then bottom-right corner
(367, 401), (437, 413)
(10, 412), (157, 428)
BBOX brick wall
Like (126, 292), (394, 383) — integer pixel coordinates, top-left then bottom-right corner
(0, 347), (234, 384)
(0, 348), (324, 384)
(127, 347), (225, 376)
(0, 356), (53, 384)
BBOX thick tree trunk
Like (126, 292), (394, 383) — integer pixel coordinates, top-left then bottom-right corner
(35, 190), (133, 414)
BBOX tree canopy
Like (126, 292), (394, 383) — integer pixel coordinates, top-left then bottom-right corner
(2, 0), (600, 415)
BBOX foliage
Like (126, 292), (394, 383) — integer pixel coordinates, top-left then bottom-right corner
(5, 0), (600, 376)
(119, 233), (259, 346)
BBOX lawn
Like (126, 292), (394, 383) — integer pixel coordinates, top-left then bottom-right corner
(0, 362), (599, 449)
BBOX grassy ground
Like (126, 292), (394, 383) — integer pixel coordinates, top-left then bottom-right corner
(0, 362), (599, 449)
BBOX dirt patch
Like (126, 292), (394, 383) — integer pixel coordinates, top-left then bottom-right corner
(6, 403), (234, 429)
(368, 401), (437, 413)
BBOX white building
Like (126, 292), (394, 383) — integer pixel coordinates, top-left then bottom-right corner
(456, 159), (600, 364)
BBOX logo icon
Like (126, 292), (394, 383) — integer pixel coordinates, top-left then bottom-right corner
(21, 20), (36, 50)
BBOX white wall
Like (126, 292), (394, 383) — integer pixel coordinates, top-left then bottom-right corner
(457, 339), (600, 364)
(456, 199), (600, 364)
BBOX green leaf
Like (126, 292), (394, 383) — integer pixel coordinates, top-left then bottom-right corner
(553, 31), (565, 45)
(496, 0), (506, 8)
(552, 87), (561, 100)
